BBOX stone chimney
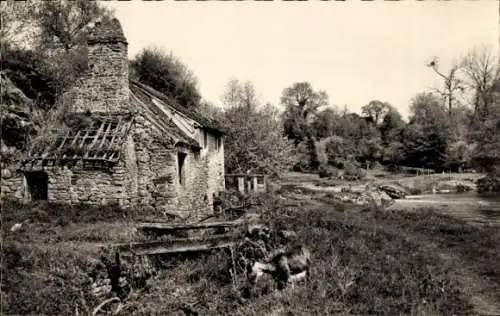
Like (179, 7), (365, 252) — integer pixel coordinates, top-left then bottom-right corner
(74, 18), (130, 113)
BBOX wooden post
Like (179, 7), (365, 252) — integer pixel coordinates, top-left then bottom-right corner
(237, 176), (245, 193)
(247, 180), (251, 194)
(252, 176), (258, 193)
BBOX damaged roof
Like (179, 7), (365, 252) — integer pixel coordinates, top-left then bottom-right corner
(23, 113), (133, 171)
(130, 80), (224, 135)
(22, 79), (224, 170)
(130, 83), (201, 148)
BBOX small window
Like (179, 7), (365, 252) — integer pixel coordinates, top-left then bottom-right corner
(178, 152), (187, 185)
(25, 171), (49, 200)
(216, 136), (222, 151)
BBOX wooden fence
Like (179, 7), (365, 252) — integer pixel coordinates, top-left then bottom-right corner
(224, 174), (268, 194)
(115, 219), (249, 257)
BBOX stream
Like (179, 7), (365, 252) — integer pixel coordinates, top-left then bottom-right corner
(390, 192), (500, 225)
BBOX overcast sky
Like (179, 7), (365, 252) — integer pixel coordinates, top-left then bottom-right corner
(103, 1), (498, 119)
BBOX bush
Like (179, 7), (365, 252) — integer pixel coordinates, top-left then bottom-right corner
(318, 164), (340, 179)
(344, 162), (366, 181)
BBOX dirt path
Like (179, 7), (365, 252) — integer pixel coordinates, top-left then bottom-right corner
(436, 252), (500, 316)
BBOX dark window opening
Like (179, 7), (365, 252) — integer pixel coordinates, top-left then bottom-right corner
(25, 171), (49, 200)
(215, 136), (221, 151)
(71, 174), (78, 185)
(178, 152), (187, 185)
(203, 130), (208, 148)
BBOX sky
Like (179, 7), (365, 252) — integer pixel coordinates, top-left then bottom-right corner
(103, 1), (498, 119)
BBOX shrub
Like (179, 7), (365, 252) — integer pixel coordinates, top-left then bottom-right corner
(344, 162), (366, 181)
(318, 164), (340, 179)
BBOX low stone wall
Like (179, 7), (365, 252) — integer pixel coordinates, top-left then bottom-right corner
(1, 163), (24, 201)
(48, 163), (131, 206)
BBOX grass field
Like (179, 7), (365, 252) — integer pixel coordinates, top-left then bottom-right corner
(1, 174), (499, 315)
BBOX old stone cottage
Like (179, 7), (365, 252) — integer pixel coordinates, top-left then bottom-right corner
(1, 18), (225, 217)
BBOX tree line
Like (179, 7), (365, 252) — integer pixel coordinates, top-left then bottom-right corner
(2, 0), (500, 179)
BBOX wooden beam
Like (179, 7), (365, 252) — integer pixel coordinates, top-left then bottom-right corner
(138, 219), (246, 232)
(107, 117), (122, 148)
(119, 241), (235, 256)
(103, 118), (123, 160)
(83, 122), (105, 159)
(62, 131), (81, 159)
(115, 234), (238, 256)
(69, 131), (81, 146)
(97, 121), (113, 149)
(56, 131), (72, 151)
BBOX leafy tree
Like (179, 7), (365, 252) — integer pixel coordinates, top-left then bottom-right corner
(311, 107), (341, 139)
(281, 82), (328, 144)
(220, 80), (296, 176)
(381, 140), (405, 167)
(33, 0), (113, 53)
(445, 140), (475, 171)
(357, 137), (383, 169)
(1, 0), (112, 96)
(318, 136), (352, 168)
(379, 107), (404, 144)
(470, 82), (500, 173)
(361, 100), (392, 125)
(401, 93), (451, 170)
(131, 47), (201, 109)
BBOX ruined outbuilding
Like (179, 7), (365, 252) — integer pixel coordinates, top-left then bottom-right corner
(1, 18), (225, 218)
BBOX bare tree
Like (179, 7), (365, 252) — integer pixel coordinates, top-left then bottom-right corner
(461, 48), (500, 120)
(426, 57), (465, 114)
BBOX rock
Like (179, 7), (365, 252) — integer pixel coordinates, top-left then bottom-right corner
(1, 168), (12, 179)
(10, 223), (22, 232)
(378, 184), (407, 199)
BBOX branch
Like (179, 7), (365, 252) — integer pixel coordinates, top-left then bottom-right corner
(92, 297), (120, 316)
(429, 64), (449, 81)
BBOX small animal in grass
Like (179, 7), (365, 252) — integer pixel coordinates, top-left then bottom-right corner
(248, 243), (311, 290)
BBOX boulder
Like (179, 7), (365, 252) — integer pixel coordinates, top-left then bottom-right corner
(378, 184), (407, 199)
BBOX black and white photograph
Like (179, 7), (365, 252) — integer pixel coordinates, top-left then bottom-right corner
(1, 0), (499, 315)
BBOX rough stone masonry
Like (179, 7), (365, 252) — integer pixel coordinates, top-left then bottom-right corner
(1, 17), (225, 220)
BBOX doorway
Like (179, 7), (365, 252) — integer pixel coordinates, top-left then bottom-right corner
(25, 171), (48, 200)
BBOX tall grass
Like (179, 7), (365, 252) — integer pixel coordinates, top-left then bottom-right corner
(3, 194), (495, 315)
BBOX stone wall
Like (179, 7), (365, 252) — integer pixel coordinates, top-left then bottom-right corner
(175, 145), (210, 219)
(1, 140), (137, 207)
(71, 19), (130, 113)
(1, 162), (25, 201)
(206, 133), (225, 203)
(46, 162), (130, 206)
